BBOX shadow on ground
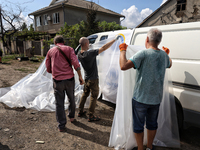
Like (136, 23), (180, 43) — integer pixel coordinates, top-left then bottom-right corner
(66, 120), (111, 147)
(0, 143), (10, 150)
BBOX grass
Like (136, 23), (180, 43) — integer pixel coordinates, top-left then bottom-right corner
(2, 54), (20, 63)
(1, 54), (45, 63)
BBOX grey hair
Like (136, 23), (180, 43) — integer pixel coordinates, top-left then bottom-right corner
(147, 28), (162, 45)
(79, 37), (88, 46)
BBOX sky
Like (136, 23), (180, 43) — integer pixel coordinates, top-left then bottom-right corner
(0, 0), (168, 29)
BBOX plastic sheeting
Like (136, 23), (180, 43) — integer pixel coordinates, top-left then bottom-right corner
(108, 45), (180, 149)
(0, 32), (180, 149)
(97, 32), (133, 103)
(0, 58), (87, 111)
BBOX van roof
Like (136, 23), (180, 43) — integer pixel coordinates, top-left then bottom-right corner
(89, 29), (133, 36)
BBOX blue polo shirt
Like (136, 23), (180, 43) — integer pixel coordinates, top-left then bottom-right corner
(129, 48), (171, 105)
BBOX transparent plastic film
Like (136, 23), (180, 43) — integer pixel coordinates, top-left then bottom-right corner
(108, 45), (180, 149)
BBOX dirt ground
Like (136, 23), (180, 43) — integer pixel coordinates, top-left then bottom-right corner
(0, 59), (117, 150)
(0, 59), (200, 150)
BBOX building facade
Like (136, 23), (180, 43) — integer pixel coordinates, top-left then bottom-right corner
(29, 0), (124, 35)
(137, 0), (200, 27)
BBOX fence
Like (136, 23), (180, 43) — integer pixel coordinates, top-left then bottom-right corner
(0, 40), (50, 57)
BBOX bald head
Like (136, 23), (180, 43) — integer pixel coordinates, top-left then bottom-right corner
(79, 37), (89, 46)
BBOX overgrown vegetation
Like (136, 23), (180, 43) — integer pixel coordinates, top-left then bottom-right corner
(2, 54), (21, 62)
(57, 20), (126, 48)
(2, 55), (45, 63)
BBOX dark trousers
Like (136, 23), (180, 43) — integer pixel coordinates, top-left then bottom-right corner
(53, 77), (75, 129)
(79, 79), (99, 116)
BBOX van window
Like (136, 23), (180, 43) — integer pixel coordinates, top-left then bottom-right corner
(100, 35), (108, 41)
(88, 38), (96, 44)
(87, 35), (98, 44)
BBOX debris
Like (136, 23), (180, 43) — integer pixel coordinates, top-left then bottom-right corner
(31, 111), (36, 114)
(4, 128), (9, 132)
(10, 136), (12, 138)
(36, 141), (45, 144)
(0, 127), (2, 130)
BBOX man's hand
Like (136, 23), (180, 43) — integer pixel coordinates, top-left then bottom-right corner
(119, 43), (128, 51)
(115, 34), (122, 41)
(76, 69), (84, 85)
(162, 46), (170, 55)
(79, 77), (84, 85)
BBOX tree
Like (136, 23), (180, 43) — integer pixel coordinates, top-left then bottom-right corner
(83, 1), (99, 36)
(0, 1), (28, 54)
(29, 24), (34, 32)
(21, 22), (28, 31)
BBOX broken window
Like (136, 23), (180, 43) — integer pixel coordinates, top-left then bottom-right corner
(176, 0), (187, 11)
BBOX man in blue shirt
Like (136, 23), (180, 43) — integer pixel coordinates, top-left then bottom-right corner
(119, 28), (172, 150)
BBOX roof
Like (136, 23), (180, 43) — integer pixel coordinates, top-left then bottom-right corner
(28, 0), (124, 17)
(136, 0), (171, 28)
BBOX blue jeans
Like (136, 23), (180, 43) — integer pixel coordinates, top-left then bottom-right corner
(132, 99), (160, 133)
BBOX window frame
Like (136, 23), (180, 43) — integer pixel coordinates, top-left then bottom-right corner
(100, 35), (108, 41)
(176, 0), (187, 12)
(52, 12), (60, 24)
(43, 14), (48, 25)
(36, 16), (42, 27)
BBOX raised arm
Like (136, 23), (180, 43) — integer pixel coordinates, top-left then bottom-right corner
(98, 39), (115, 54)
(98, 35), (121, 54)
(119, 43), (135, 70)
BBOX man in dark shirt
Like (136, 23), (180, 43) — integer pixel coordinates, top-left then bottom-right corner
(77, 36), (120, 121)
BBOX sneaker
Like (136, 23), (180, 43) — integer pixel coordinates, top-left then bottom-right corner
(146, 145), (155, 150)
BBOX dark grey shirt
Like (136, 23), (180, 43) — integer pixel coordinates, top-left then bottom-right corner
(78, 49), (99, 80)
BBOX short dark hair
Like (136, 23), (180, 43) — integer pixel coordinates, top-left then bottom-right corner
(54, 35), (64, 44)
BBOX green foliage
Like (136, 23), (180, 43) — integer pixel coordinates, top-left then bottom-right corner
(14, 30), (48, 41)
(29, 24), (34, 32)
(2, 54), (21, 62)
(57, 20), (125, 49)
(98, 21), (126, 32)
(55, 2), (126, 48)
(21, 22), (28, 31)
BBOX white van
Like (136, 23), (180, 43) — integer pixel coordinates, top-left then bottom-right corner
(130, 21), (200, 130)
(76, 22), (200, 130)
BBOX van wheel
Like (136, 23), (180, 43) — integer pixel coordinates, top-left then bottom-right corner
(174, 96), (184, 134)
